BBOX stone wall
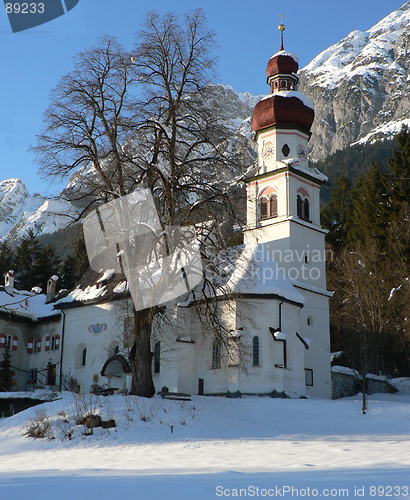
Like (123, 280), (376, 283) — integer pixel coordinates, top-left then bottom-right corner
(331, 366), (398, 399)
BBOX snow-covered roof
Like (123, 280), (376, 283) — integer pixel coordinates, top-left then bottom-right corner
(58, 284), (109, 304)
(286, 161), (328, 183)
(270, 50), (299, 63)
(261, 91), (314, 111)
(217, 242), (305, 305)
(0, 287), (60, 321)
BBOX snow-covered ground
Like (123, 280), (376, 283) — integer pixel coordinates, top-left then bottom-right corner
(1, 390), (410, 499)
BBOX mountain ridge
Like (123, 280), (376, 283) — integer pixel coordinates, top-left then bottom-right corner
(298, 0), (410, 159)
(2, 2), (410, 241)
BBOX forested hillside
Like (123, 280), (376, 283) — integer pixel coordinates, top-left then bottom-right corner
(322, 125), (410, 377)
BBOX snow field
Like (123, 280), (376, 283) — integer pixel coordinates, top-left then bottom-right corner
(0, 392), (409, 499)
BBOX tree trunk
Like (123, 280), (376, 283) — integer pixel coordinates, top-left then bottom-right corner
(129, 307), (155, 397)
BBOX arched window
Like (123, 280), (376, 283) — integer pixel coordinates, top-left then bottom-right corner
(252, 336), (260, 366)
(75, 343), (87, 369)
(260, 198), (268, 219)
(269, 195), (278, 218)
(297, 195), (303, 218)
(212, 339), (221, 369)
(260, 193), (278, 221)
(154, 341), (160, 373)
(297, 195), (310, 221)
(304, 198), (310, 221)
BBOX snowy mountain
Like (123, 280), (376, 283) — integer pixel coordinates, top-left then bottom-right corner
(0, 178), (76, 243)
(4, 0), (410, 243)
(298, 1), (410, 159)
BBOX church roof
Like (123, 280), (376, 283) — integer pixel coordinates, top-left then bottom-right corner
(178, 242), (305, 308)
(219, 242), (305, 306)
(266, 50), (299, 79)
(251, 91), (315, 134)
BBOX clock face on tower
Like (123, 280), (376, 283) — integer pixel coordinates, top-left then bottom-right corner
(262, 142), (275, 160)
(297, 144), (308, 161)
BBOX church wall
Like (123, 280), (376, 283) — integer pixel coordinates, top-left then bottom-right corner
(172, 298), (305, 397)
(237, 299), (306, 397)
(297, 290), (332, 398)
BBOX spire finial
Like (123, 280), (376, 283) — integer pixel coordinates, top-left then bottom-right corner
(278, 14), (285, 51)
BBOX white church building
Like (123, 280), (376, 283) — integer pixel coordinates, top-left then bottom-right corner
(0, 33), (332, 399)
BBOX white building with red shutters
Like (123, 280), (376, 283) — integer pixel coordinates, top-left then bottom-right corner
(0, 272), (62, 390)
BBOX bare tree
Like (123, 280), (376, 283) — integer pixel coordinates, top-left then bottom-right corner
(332, 240), (397, 413)
(33, 10), (246, 397)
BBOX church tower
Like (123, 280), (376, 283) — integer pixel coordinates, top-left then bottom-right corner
(244, 19), (332, 398)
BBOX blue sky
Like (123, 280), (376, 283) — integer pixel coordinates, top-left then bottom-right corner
(0, 0), (405, 196)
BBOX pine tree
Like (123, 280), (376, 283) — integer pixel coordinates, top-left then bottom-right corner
(72, 232), (89, 281)
(34, 244), (61, 292)
(58, 230), (90, 290)
(59, 253), (77, 290)
(13, 230), (42, 291)
(321, 174), (352, 251)
(0, 347), (13, 392)
(388, 125), (410, 209)
(0, 241), (14, 282)
(349, 162), (390, 247)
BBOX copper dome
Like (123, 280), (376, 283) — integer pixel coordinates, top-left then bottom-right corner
(251, 94), (314, 134)
(266, 53), (298, 79)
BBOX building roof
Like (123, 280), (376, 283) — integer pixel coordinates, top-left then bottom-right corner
(251, 92), (315, 135)
(0, 286), (61, 322)
(218, 242), (305, 306)
(55, 267), (129, 309)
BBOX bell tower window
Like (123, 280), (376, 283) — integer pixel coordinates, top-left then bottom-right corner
(260, 198), (268, 219)
(297, 195), (310, 221)
(270, 195), (278, 217)
(260, 193), (278, 220)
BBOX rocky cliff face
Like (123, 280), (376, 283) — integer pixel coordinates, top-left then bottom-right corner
(298, 1), (410, 160)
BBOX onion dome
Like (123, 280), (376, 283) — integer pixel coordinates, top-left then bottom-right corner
(251, 92), (314, 133)
(266, 51), (299, 82)
(251, 16), (314, 135)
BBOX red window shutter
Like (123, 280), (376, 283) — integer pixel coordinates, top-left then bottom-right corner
(0, 333), (5, 348)
(37, 338), (41, 353)
(55, 335), (60, 350)
(27, 338), (33, 354)
(45, 336), (50, 352)
(12, 335), (18, 351)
